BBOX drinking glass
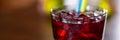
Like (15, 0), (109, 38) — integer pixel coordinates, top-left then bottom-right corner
(50, 7), (107, 40)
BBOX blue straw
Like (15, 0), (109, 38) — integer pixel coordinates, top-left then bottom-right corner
(75, 0), (82, 12)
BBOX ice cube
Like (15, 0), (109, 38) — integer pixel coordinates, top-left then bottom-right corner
(95, 18), (100, 22)
(69, 11), (74, 15)
(94, 12), (99, 16)
(86, 11), (94, 17)
(97, 16), (102, 20)
(62, 18), (67, 23)
(61, 10), (67, 13)
(52, 13), (56, 17)
(94, 11), (100, 16)
(90, 17), (95, 19)
(77, 21), (82, 24)
(77, 14), (88, 23)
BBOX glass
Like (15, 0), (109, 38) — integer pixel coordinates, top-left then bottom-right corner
(50, 7), (107, 40)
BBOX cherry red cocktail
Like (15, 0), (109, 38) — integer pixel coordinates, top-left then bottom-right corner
(51, 9), (107, 40)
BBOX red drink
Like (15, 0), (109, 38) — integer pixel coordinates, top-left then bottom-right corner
(51, 9), (107, 40)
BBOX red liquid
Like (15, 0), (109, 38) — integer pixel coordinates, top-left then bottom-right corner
(51, 14), (105, 40)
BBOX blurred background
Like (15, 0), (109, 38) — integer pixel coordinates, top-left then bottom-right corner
(0, 0), (119, 40)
